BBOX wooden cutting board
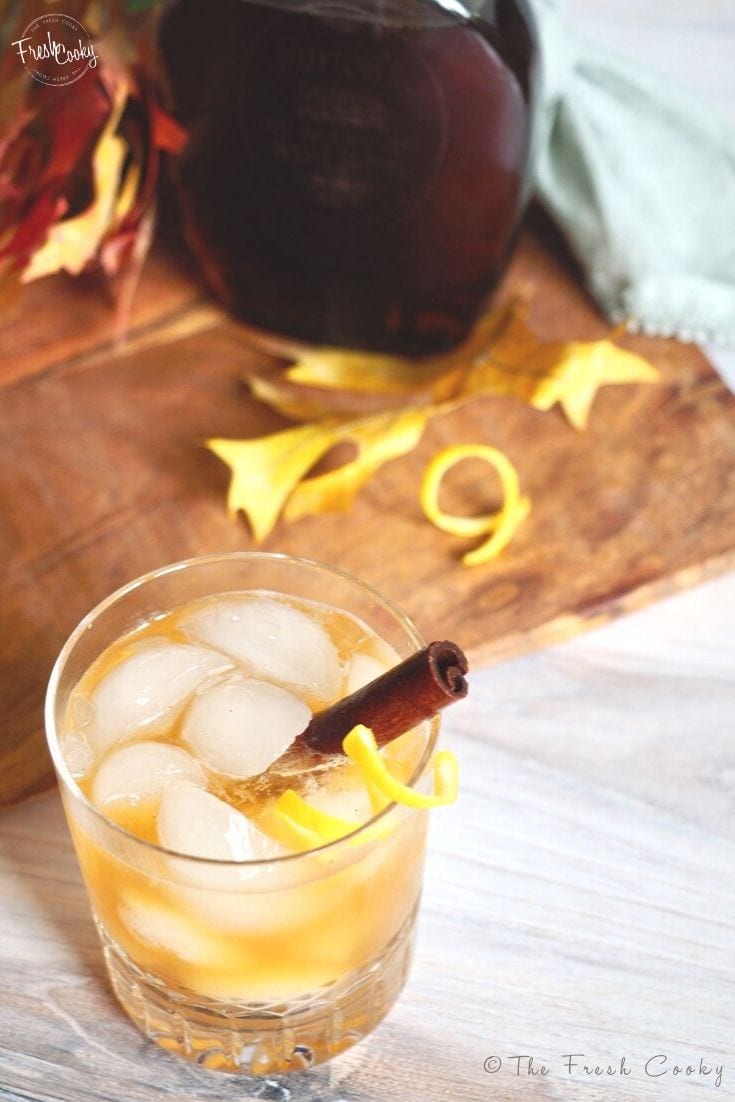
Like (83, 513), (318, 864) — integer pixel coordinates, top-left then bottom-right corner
(2, 220), (735, 809)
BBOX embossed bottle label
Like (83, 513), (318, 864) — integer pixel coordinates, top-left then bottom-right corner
(240, 8), (445, 226)
(159, 0), (537, 354)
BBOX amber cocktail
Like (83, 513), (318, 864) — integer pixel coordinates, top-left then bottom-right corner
(45, 553), (448, 1074)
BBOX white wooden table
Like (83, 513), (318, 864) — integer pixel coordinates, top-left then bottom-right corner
(2, 4), (734, 1101)
(2, 571), (734, 1101)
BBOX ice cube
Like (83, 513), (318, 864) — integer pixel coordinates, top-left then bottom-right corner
(181, 674), (310, 779)
(344, 651), (391, 695)
(86, 641), (233, 757)
(173, 873), (322, 935)
(157, 779), (279, 862)
(304, 764), (375, 826)
(60, 731), (94, 779)
(181, 596), (341, 704)
(118, 892), (219, 966)
(91, 741), (204, 810)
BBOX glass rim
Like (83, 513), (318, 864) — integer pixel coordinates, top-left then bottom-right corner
(45, 550), (440, 868)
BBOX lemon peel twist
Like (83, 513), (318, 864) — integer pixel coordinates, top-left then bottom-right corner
(271, 788), (360, 850)
(343, 725), (458, 808)
(420, 443), (530, 565)
(270, 724), (459, 850)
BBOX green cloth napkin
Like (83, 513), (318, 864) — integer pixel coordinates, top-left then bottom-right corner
(531, 0), (735, 347)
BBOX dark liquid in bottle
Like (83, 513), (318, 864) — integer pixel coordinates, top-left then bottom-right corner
(158, 0), (539, 356)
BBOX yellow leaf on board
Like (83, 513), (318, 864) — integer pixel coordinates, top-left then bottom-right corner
(208, 407), (431, 542)
(287, 348), (464, 401)
(283, 304), (512, 402)
(458, 305), (659, 428)
(272, 302), (658, 430)
(248, 374), (341, 422)
(527, 339), (659, 429)
(284, 408), (431, 521)
(207, 423), (341, 543)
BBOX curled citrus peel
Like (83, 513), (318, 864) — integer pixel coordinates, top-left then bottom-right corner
(269, 724), (458, 850)
(420, 444), (530, 565)
(343, 725), (458, 809)
(271, 789), (361, 850)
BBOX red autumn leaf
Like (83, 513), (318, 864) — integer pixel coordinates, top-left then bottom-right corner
(0, 189), (67, 267)
(0, 10), (188, 318)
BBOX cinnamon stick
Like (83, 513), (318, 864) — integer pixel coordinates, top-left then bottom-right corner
(297, 640), (468, 756)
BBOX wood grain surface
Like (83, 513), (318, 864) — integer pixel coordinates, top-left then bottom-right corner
(1, 572), (734, 1101)
(3, 220), (735, 809)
